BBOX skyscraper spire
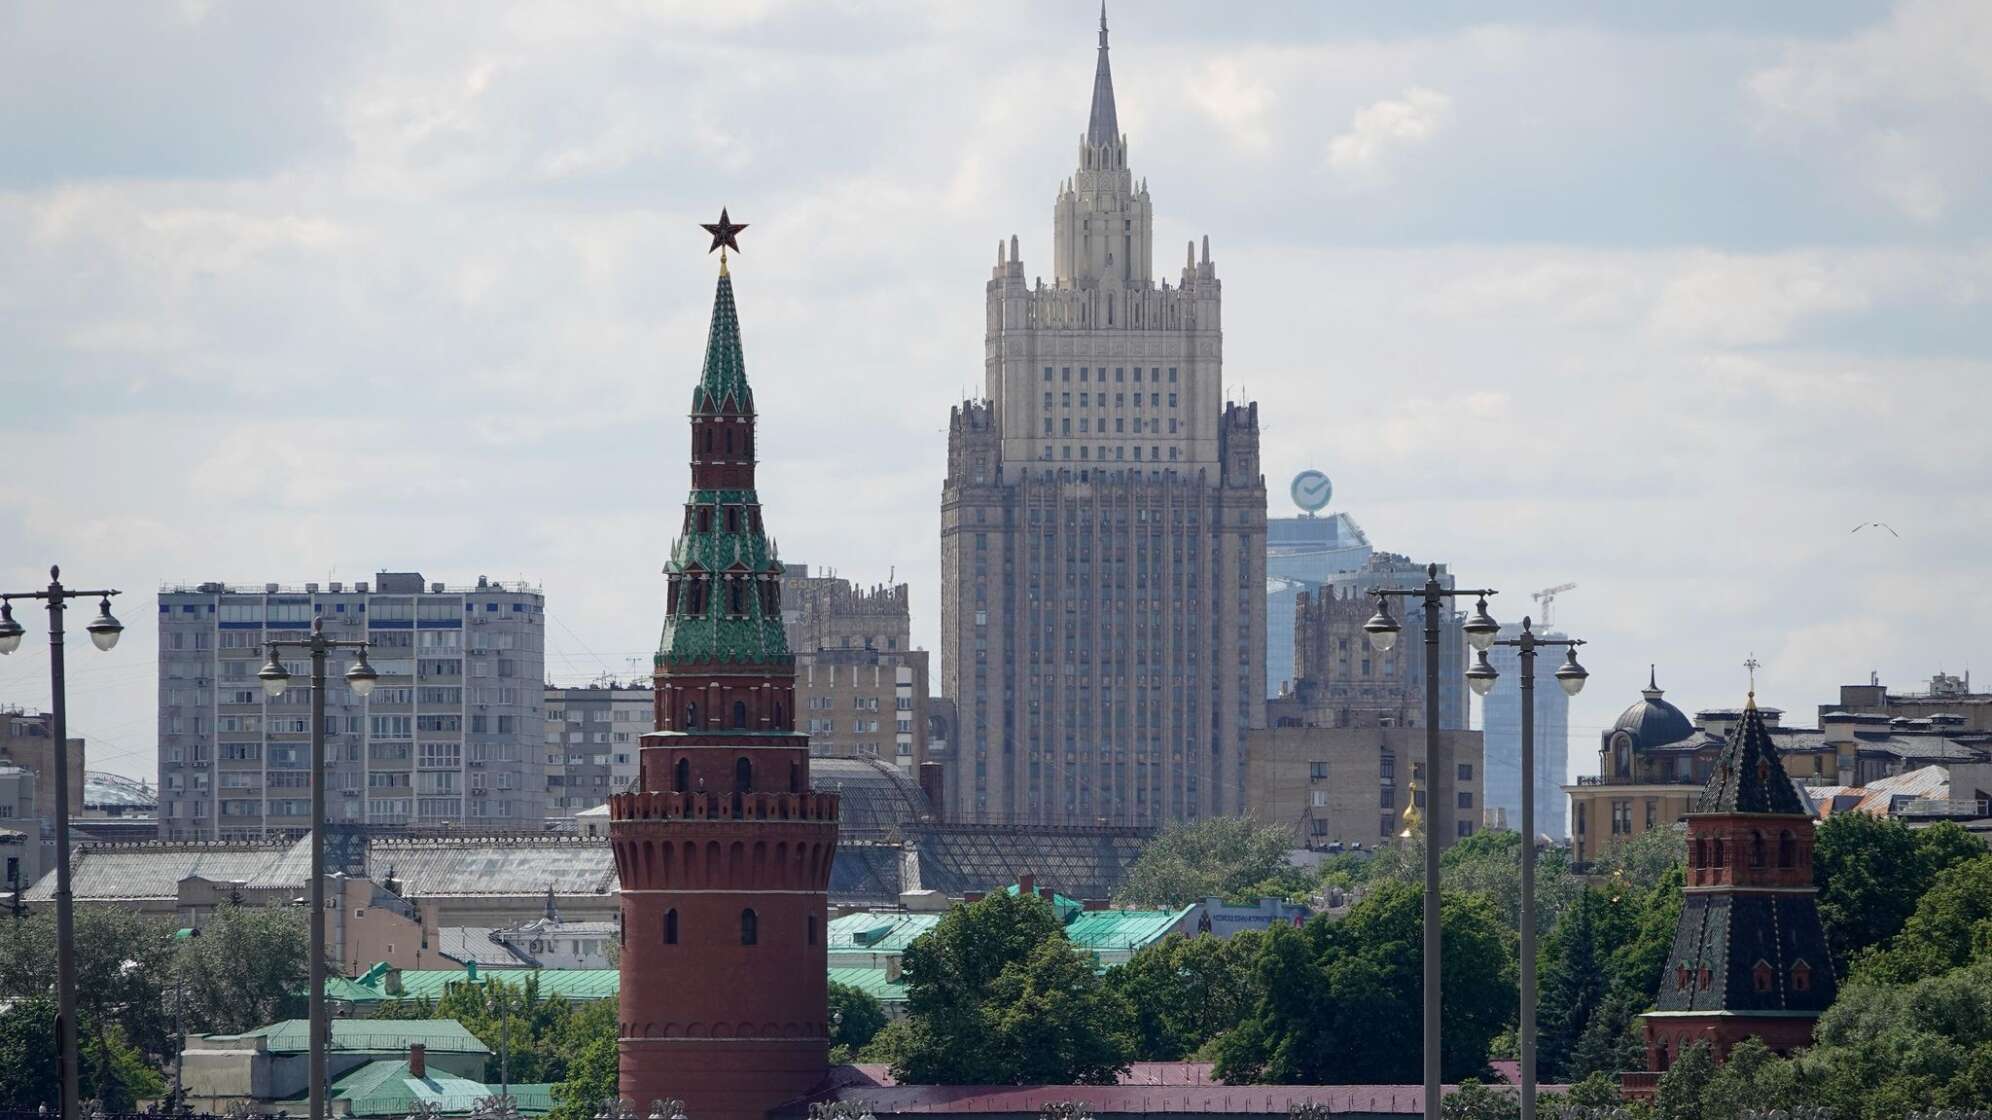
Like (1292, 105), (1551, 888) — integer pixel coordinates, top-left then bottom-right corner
(1086, 3), (1119, 148)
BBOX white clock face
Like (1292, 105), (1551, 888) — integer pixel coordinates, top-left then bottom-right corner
(1291, 470), (1332, 513)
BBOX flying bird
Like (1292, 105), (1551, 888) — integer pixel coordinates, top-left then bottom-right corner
(1851, 522), (1899, 537)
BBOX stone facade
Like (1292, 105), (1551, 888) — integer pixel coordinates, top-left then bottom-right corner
(610, 262), (837, 1120)
(1246, 725), (1484, 849)
(0, 708), (85, 820)
(796, 647), (928, 771)
(940, 12), (1266, 826)
(781, 564), (912, 654)
(1279, 555), (1469, 731)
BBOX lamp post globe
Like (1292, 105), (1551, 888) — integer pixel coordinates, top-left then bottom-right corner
(0, 603), (22, 655)
(1463, 597), (1501, 651)
(345, 650), (379, 698)
(1363, 598), (1400, 653)
(1554, 647), (1589, 696)
(258, 651), (291, 697)
(1466, 648), (1499, 697)
(85, 597), (123, 652)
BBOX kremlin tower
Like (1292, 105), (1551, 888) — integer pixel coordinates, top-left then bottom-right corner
(1624, 689), (1835, 1099)
(610, 219), (840, 1120)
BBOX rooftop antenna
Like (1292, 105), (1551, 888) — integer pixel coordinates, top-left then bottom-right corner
(1745, 653), (1762, 706)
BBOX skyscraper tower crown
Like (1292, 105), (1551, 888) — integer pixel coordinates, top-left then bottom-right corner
(614, 244), (839, 1120)
(1086, 4), (1119, 149)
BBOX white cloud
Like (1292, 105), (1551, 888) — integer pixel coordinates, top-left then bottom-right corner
(1187, 58), (1278, 153)
(1326, 86), (1453, 179)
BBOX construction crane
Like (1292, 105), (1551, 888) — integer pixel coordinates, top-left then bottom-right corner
(1532, 583), (1577, 627)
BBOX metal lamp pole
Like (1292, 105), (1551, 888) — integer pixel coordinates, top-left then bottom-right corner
(0, 567), (123, 1120)
(1363, 564), (1500, 1120)
(258, 618), (377, 1120)
(1491, 618), (1588, 1120)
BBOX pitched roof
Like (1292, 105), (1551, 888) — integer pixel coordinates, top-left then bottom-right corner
(327, 1059), (543, 1118)
(1065, 907), (1194, 952)
(1693, 699), (1809, 816)
(827, 911), (943, 955)
(692, 270), (753, 415)
(827, 966), (910, 1005)
(24, 840), (295, 902)
(331, 968), (621, 1005)
(368, 837), (617, 898)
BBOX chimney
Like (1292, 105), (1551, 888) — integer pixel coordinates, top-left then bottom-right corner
(1016, 873), (1034, 897)
(409, 1042), (426, 1079)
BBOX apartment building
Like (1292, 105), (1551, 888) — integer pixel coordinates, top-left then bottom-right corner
(157, 573), (545, 839)
(543, 681), (649, 816)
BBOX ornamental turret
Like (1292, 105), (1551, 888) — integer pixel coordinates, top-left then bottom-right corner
(612, 219), (839, 1120)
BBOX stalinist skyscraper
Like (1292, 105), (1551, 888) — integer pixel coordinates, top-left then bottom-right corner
(941, 10), (1267, 827)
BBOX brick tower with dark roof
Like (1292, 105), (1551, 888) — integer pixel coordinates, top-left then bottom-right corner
(1625, 693), (1835, 1099)
(610, 258), (840, 1120)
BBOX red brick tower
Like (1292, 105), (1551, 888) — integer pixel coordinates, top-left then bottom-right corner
(611, 234), (839, 1120)
(1622, 691), (1835, 1100)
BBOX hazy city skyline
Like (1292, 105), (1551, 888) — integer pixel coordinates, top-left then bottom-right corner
(3, 0), (1988, 786)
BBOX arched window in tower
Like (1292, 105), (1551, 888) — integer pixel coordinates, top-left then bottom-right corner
(674, 757), (690, 792)
(735, 756), (752, 793)
(1752, 959), (1774, 993)
(724, 428), (735, 455)
(1791, 959), (1812, 992)
(729, 579), (745, 616)
(740, 908), (758, 946)
(1693, 838), (1707, 869)
(725, 507), (738, 533)
(789, 760), (800, 793)
(1779, 830), (1796, 868)
(698, 508), (712, 533)
(773, 701), (785, 728)
(664, 908), (679, 945)
(1750, 831), (1765, 868)
(1713, 838), (1726, 868)
(686, 581), (705, 617)
(667, 580), (680, 614)
(732, 701), (748, 729)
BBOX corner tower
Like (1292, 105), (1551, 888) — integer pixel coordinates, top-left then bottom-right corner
(612, 234), (840, 1120)
(1625, 692), (1835, 1099)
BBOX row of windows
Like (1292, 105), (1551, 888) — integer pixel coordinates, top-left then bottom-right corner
(1044, 445), (1181, 462)
(653, 908), (816, 948)
(1044, 366), (1178, 384)
(1043, 391), (1179, 410)
(1044, 416), (1179, 436)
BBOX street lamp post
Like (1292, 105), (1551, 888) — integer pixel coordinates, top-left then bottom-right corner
(0, 566), (123, 1120)
(1362, 564), (1500, 1120)
(1492, 617), (1588, 1120)
(258, 618), (377, 1120)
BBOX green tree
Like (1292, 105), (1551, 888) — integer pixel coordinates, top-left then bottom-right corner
(1650, 1040), (1713, 1120)
(547, 998), (619, 1120)
(0, 907), (175, 1059)
(1814, 815), (1984, 975)
(174, 902), (312, 1034)
(1788, 958), (1992, 1116)
(1536, 889), (1636, 1080)
(1440, 1078), (1520, 1120)
(829, 981), (888, 1060)
(984, 939), (1136, 1084)
(432, 973), (579, 1084)
(1588, 827), (1685, 895)
(1215, 884), (1513, 1085)
(1115, 818), (1300, 907)
(0, 998), (163, 1110)
(1105, 930), (1262, 1060)
(1859, 853), (1992, 984)
(891, 889), (1132, 1084)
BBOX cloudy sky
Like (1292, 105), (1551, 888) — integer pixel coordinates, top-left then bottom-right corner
(2, 1), (1988, 787)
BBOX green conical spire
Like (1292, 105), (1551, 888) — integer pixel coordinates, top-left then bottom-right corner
(659, 265), (789, 671)
(692, 267), (754, 415)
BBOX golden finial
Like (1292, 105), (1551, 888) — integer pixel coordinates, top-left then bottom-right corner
(1399, 778), (1424, 839)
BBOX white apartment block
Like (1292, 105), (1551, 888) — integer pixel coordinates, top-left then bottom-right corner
(157, 572), (545, 839)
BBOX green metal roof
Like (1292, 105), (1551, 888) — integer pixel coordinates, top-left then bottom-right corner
(691, 270), (753, 416)
(1065, 906), (1195, 952)
(828, 966), (910, 1006)
(826, 912), (943, 955)
(329, 1060), (551, 1117)
(331, 967), (621, 1006)
(209, 1018), (490, 1055)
